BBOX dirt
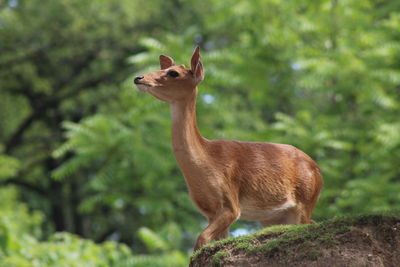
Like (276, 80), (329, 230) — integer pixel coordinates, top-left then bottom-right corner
(190, 214), (400, 267)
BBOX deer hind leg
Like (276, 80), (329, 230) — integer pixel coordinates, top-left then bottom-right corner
(194, 206), (239, 251)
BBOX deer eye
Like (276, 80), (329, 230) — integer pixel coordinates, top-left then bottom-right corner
(167, 70), (179, 78)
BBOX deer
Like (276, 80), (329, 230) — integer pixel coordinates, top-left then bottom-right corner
(134, 46), (323, 251)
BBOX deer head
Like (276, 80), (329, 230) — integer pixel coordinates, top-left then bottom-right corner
(134, 46), (204, 103)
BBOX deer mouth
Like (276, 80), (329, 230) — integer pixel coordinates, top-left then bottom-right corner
(135, 83), (152, 92)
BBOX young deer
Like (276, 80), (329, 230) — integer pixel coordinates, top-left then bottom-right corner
(134, 47), (323, 251)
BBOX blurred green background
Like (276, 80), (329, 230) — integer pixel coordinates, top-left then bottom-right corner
(0, 0), (399, 266)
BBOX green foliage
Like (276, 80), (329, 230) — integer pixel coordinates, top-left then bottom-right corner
(0, 154), (20, 180)
(0, 231), (186, 267)
(1, 233), (133, 267)
(0, 188), (42, 254)
(0, 189), (186, 267)
(127, 0), (400, 221)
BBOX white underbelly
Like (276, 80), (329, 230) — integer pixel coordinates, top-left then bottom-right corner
(239, 198), (296, 221)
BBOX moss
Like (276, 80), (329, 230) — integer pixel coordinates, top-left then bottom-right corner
(253, 239), (280, 256)
(190, 213), (400, 265)
(211, 251), (229, 266)
(234, 241), (254, 251)
(192, 239), (224, 259)
(230, 235), (258, 251)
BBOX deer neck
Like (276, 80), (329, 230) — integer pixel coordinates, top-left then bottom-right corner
(170, 88), (207, 168)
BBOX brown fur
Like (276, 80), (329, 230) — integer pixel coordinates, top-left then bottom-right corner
(134, 47), (323, 250)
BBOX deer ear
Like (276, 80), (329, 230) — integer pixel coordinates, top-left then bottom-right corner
(159, 55), (175, 69)
(190, 46), (204, 83)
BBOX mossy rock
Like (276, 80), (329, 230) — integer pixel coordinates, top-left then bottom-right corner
(190, 214), (400, 267)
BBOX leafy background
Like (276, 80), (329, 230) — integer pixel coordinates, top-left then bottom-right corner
(0, 0), (399, 265)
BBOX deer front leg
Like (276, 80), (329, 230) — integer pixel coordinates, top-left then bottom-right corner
(194, 207), (239, 251)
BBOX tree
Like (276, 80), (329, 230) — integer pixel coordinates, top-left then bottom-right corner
(0, 0), (168, 237)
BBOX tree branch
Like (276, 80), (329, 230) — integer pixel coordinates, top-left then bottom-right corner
(1, 177), (47, 196)
(4, 98), (59, 154)
(3, 55), (113, 154)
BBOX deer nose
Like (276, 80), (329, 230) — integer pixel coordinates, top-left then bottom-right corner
(134, 76), (144, 84)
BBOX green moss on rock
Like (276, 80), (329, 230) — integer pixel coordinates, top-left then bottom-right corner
(190, 213), (400, 267)
(211, 251), (229, 266)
